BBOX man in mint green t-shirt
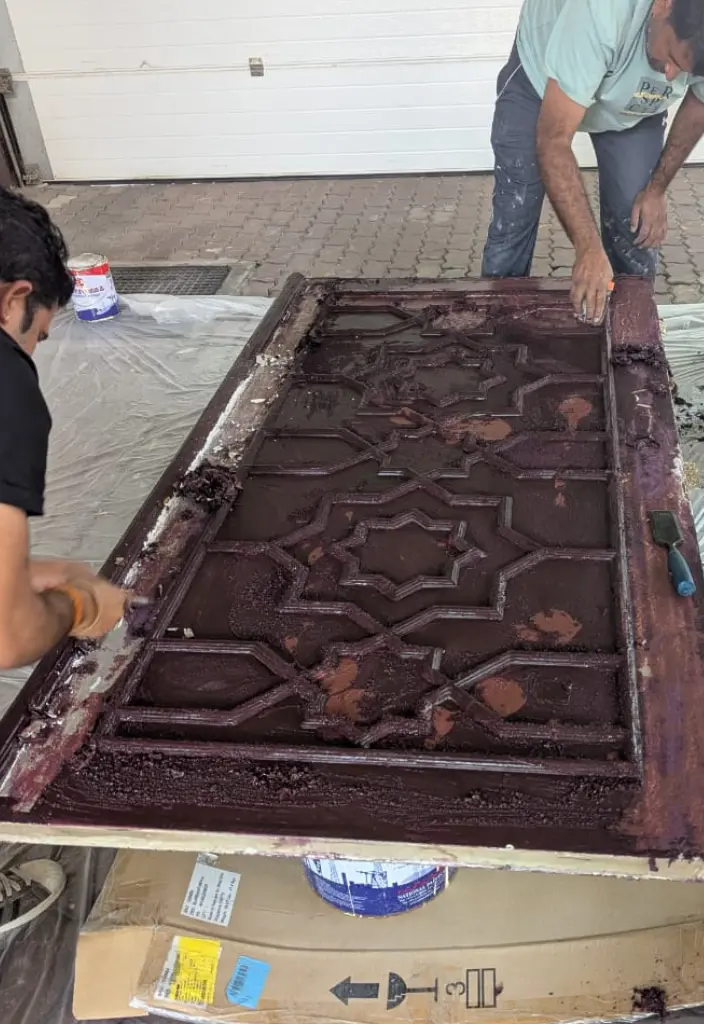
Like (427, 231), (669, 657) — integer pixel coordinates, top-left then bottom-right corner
(482, 0), (704, 323)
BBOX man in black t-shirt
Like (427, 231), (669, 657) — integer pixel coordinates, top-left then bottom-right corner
(0, 188), (128, 669)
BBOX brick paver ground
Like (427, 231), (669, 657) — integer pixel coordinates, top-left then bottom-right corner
(26, 166), (704, 303)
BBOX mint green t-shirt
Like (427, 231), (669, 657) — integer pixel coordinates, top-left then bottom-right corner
(517, 0), (704, 132)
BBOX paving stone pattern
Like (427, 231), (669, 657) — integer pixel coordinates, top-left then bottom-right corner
(26, 166), (704, 302)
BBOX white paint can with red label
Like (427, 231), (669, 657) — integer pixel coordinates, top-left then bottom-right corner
(303, 858), (454, 917)
(68, 253), (120, 322)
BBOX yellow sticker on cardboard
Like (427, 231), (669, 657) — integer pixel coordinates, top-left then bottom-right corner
(155, 935), (222, 1008)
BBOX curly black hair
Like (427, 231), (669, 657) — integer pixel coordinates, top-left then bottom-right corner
(671, 0), (704, 76)
(0, 187), (74, 330)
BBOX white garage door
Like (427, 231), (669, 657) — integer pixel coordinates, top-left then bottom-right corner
(7, 0), (523, 180)
(7, 0), (700, 181)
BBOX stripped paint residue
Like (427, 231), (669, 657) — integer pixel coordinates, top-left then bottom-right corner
(517, 609), (582, 645)
(532, 609), (583, 644)
(317, 657), (358, 694)
(307, 545), (325, 565)
(424, 706), (457, 749)
(559, 396), (592, 431)
(477, 677), (527, 717)
(554, 478), (567, 508)
(516, 624), (541, 643)
(440, 416), (512, 445)
(326, 688), (367, 722)
(316, 656), (369, 723)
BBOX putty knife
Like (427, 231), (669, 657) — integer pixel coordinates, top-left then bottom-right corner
(649, 510), (697, 598)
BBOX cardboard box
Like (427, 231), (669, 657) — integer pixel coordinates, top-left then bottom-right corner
(74, 850), (704, 1024)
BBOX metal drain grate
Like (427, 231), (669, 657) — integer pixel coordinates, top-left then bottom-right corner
(111, 264), (231, 295)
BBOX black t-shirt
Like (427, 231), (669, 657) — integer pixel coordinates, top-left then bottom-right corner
(0, 327), (51, 516)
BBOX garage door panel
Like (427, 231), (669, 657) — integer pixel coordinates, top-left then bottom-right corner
(32, 60), (500, 106)
(22, 21), (514, 57)
(11, 3), (517, 57)
(16, 39), (515, 76)
(42, 107), (499, 143)
(6, 0), (521, 178)
(43, 129), (499, 180)
(30, 55), (507, 179)
(18, 0), (518, 22)
(34, 72), (499, 129)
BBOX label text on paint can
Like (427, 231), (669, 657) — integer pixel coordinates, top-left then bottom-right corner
(303, 858), (452, 917)
(68, 254), (120, 322)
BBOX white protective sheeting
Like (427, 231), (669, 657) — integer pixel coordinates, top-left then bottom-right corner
(0, 294), (271, 718)
(659, 304), (704, 564)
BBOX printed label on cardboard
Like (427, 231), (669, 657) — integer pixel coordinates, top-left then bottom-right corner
(226, 955), (271, 1009)
(329, 969), (503, 1011)
(155, 936), (222, 1009)
(181, 856), (241, 927)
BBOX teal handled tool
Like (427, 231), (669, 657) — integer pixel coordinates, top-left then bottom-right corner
(649, 510), (697, 598)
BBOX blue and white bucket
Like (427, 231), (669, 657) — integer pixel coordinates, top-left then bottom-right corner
(303, 858), (453, 917)
(68, 253), (120, 322)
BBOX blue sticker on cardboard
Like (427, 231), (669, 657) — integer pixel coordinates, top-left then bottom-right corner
(226, 956), (271, 1008)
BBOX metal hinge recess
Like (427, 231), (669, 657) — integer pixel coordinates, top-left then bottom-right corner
(0, 70), (13, 97)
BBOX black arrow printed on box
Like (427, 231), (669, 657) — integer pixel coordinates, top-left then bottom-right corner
(330, 974), (440, 1010)
(330, 978), (381, 1005)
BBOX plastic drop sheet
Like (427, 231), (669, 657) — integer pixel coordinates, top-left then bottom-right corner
(0, 293), (270, 1024)
(0, 294), (271, 717)
(659, 304), (704, 565)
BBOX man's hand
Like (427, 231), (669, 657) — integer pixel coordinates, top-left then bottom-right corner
(571, 245), (613, 324)
(631, 186), (668, 250)
(30, 558), (94, 593)
(66, 575), (131, 639)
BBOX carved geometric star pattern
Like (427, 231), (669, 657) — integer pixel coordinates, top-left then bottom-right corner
(330, 509), (486, 601)
(103, 293), (632, 776)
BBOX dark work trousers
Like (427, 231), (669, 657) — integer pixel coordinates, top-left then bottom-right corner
(481, 43), (667, 278)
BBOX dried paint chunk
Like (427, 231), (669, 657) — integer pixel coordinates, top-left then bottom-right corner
(177, 460), (238, 511)
(632, 987), (667, 1020)
(477, 678), (527, 718)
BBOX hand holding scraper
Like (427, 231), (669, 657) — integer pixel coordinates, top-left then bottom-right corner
(649, 511), (697, 598)
(577, 280), (615, 326)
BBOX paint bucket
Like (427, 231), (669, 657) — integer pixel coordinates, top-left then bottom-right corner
(68, 253), (120, 322)
(303, 858), (453, 917)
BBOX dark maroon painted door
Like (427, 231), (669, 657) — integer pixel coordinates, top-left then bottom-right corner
(0, 278), (701, 861)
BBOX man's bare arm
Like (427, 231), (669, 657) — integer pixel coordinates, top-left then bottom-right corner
(632, 90), (704, 249)
(537, 80), (600, 254)
(0, 503), (74, 668)
(536, 79), (613, 322)
(0, 506), (133, 668)
(653, 89), (704, 191)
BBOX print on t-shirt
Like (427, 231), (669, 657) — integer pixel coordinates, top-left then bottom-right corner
(624, 78), (674, 115)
